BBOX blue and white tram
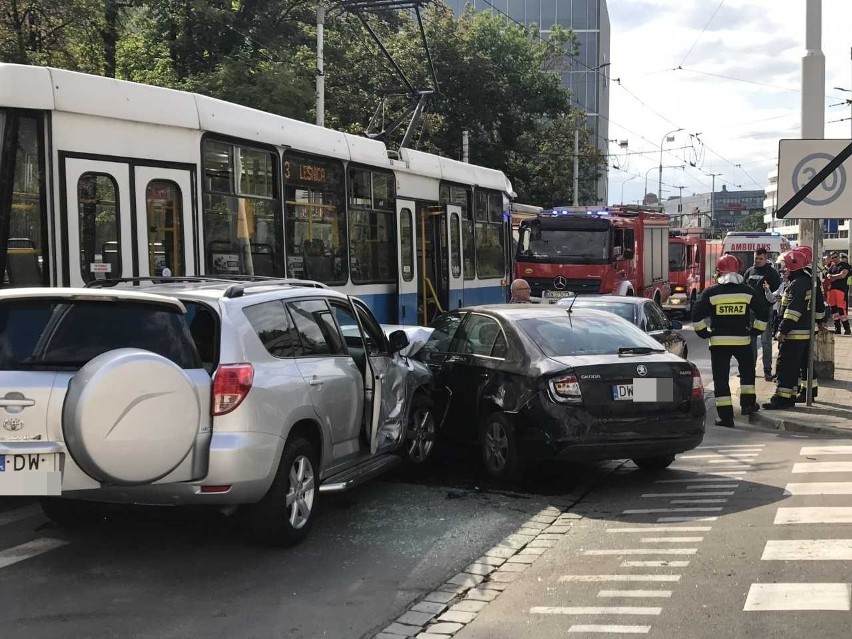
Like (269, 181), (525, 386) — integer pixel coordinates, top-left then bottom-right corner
(0, 63), (515, 324)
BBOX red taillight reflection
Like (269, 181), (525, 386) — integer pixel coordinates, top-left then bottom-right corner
(212, 363), (254, 416)
(200, 485), (231, 494)
(691, 366), (703, 399)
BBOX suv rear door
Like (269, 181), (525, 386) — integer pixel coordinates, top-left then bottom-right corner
(0, 289), (212, 495)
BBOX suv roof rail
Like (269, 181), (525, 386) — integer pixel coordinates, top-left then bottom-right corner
(223, 278), (328, 298)
(85, 276), (329, 296)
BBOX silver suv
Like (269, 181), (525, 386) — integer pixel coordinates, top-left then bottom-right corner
(0, 279), (438, 545)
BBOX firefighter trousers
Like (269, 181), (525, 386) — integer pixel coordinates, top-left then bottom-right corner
(710, 345), (757, 421)
(774, 339), (809, 403)
(797, 340), (818, 398)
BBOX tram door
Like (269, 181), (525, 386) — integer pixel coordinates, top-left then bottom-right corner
(396, 199), (418, 325)
(415, 203), (464, 325)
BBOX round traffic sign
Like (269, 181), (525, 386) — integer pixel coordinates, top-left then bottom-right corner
(792, 152), (847, 206)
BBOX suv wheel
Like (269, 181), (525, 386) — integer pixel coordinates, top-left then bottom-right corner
(405, 393), (437, 466)
(247, 437), (318, 546)
(633, 455), (676, 470)
(479, 413), (525, 483)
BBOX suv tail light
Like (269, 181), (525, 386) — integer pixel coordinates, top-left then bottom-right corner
(690, 365), (703, 399)
(548, 373), (583, 404)
(212, 364), (254, 416)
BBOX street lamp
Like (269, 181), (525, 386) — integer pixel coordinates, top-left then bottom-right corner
(658, 128), (683, 202)
(645, 164), (684, 203)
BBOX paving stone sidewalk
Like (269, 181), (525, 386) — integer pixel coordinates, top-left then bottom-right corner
(726, 335), (852, 437)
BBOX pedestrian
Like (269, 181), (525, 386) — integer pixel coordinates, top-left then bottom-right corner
(763, 247), (826, 409)
(824, 251), (851, 335)
(770, 264), (790, 339)
(744, 248), (782, 380)
(509, 278), (532, 303)
(692, 254), (771, 428)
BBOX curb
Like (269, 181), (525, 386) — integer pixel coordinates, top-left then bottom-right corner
(748, 411), (852, 439)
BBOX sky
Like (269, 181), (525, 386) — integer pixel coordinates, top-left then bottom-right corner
(605, 0), (852, 206)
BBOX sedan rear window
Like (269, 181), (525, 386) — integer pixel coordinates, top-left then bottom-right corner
(566, 302), (635, 323)
(0, 299), (201, 371)
(518, 315), (662, 357)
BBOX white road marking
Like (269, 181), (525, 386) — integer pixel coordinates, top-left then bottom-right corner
(0, 538), (69, 570)
(584, 549), (697, 556)
(686, 484), (739, 490)
(800, 446), (852, 456)
(559, 575), (681, 582)
(680, 454), (758, 459)
(792, 462), (852, 474)
(696, 444), (764, 450)
(641, 537), (704, 543)
(531, 607), (661, 615)
(598, 591), (673, 599)
(624, 507), (723, 514)
(656, 475), (745, 483)
(641, 492), (734, 498)
(658, 516), (718, 523)
(568, 625), (651, 634)
(707, 459), (753, 465)
(0, 504), (42, 527)
(785, 482), (852, 495)
(762, 539), (852, 560)
(775, 508), (852, 525)
(744, 583), (852, 611)
(621, 560), (690, 568)
(607, 527), (713, 533)
(670, 499), (728, 504)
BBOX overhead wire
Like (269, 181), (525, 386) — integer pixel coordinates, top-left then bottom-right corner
(678, 0), (725, 67)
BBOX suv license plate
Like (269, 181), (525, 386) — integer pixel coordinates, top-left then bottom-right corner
(612, 378), (674, 403)
(0, 454), (57, 473)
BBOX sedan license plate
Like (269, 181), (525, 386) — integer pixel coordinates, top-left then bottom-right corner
(612, 378), (674, 403)
(542, 290), (573, 298)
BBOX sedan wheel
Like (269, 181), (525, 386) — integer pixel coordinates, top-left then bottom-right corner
(406, 395), (437, 465)
(633, 454), (676, 470)
(480, 413), (525, 483)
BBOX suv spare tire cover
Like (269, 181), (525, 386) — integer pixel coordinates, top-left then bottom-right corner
(63, 348), (201, 485)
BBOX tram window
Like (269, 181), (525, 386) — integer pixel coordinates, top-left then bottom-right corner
(0, 111), (48, 288)
(348, 167), (396, 284)
(202, 139), (282, 278)
(400, 208), (414, 282)
(475, 190), (505, 279)
(440, 184), (474, 280)
(237, 147), (274, 199)
(78, 173), (120, 283)
(283, 151), (347, 285)
(146, 180), (184, 276)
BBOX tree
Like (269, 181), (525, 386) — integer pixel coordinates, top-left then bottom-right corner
(737, 210), (766, 232)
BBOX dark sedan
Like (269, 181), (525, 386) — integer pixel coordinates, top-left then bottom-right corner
(419, 306), (706, 482)
(556, 295), (689, 359)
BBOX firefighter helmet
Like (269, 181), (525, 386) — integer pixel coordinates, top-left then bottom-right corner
(796, 245), (813, 265)
(716, 254), (740, 275)
(782, 249), (808, 273)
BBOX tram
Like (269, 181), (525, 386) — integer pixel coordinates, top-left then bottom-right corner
(0, 64), (516, 324)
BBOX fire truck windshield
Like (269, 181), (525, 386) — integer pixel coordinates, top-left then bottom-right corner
(518, 228), (609, 262)
(669, 242), (686, 271)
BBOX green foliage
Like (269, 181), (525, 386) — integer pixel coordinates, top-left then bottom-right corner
(1, 0), (604, 204)
(737, 210), (767, 232)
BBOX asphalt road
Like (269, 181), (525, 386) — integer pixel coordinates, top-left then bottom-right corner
(1, 323), (829, 639)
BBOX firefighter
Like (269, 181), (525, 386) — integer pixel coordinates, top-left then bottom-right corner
(825, 251), (851, 335)
(764, 247), (826, 409)
(693, 254), (771, 428)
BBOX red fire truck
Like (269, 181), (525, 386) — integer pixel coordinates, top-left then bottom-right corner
(514, 206), (671, 304)
(663, 231), (724, 315)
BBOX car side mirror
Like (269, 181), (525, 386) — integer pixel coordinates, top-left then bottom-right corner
(388, 329), (410, 354)
(669, 320), (683, 330)
(623, 248), (635, 260)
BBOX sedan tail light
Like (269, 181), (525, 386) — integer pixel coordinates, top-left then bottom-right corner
(212, 363), (254, 416)
(690, 365), (704, 399)
(549, 373), (583, 404)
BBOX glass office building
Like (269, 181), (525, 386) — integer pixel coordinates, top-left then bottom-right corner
(447, 0), (611, 203)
